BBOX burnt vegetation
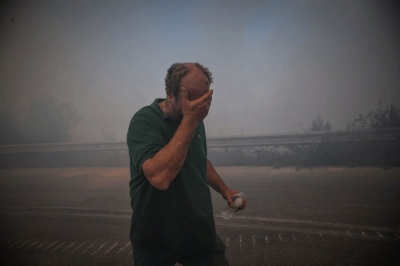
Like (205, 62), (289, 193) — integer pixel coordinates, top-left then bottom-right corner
(0, 99), (399, 168)
(208, 101), (400, 168)
(0, 92), (81, 145)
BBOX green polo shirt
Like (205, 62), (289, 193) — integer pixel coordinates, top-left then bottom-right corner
(127, 99), (216, 252)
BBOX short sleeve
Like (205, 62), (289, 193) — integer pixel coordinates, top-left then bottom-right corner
(127, 114), (165, 174)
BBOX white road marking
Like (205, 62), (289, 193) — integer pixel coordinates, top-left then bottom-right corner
(217, 214), (400, 233)
(395, 234), (400, 240)
(239, 235), (242, 250)
(217, 222), (398, 241)
(71, 242), (86, 254)
(52, 241), (66, 252)
(331, 231), (338, 239)
(361, 232), (367, 238)
(25, 241), (38, 250)
(252, 235), (255, 247)
(42, 241), (58, 251)
(265, 235), (268, 244)
(117, 242), (130, 255)
(81, 243), (95, 254)
(292, 234), (296, 241)
(279, 234), (283, 242)
(62, 242), (76, 252)
(4, 206), (400, 234)
(226, 237), (229, 247)
(1, 240), (12, 247)
(9, 240), (22, 248)
(376, 232), (385, 238)
(17, 240), (30, 249)
(319, 232), (325, 241)
(306, 234), (311, 242)
(92, 242), (107, 255)
(34, 241), (48, 250)
(105, 242), (118, 255)
(346, 231), (353, 238)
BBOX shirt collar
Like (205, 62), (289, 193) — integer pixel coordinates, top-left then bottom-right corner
(151, 98), (170, 121)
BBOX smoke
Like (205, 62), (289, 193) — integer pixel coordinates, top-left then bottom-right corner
(0, 0), (399, 141)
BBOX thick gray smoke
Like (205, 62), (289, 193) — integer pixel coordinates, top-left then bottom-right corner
(0, 0), (399, 142)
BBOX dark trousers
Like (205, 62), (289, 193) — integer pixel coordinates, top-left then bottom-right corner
(132, 235), (229, 266)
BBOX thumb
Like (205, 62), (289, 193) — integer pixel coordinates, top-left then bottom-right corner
(181, 87), (189, 102)
(226, 196), (234, 208)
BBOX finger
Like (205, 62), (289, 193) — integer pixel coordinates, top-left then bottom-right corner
(227, 197), (234, 208)
(228, 200), (234, 208)
(193, 89), (213, 105)
(204, 89), (213, 101)
(242, 198), (247, 210)
(181, 87), (189, 102)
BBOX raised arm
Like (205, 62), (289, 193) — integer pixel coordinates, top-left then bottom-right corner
(142, 87), (213, 190)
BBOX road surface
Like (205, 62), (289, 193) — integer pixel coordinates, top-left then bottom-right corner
(1, 166), (399, 265)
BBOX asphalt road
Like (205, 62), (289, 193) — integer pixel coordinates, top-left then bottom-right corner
(1, 166), (400, 265)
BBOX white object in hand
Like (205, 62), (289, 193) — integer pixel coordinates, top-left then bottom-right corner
(221, 192), (245, 220)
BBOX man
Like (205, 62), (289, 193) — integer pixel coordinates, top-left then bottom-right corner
(127, 62), (247, 265)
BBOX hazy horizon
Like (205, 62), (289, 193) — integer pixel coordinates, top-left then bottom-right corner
(1, 0), (399, 142)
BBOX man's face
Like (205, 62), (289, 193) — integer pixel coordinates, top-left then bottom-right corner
(170, 68), (210, 120)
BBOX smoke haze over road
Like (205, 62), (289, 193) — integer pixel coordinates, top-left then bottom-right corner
(1, 0), (399, 141)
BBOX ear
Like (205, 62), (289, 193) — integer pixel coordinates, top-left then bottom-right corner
(165, 88), (174, 100)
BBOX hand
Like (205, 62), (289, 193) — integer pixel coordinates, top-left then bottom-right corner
(181, 87), (213, 125)
(222, 188), (247, 211)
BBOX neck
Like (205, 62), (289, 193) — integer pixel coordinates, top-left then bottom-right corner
(160, 100), (167, 115)
(161, 100), (172, 117)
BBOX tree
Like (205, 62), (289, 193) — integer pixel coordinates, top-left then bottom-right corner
(101, 127), (117, 141)
(21, 92), (81, 143)
(369, 101), (400, 128)
(347, 101), (400, 130)
(310, 114), (332, 132)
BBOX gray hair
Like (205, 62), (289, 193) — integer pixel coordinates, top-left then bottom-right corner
(164, 62), (213, 97)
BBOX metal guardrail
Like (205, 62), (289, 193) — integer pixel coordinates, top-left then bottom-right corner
(0, 128), (399, 154)
(207, 127), (400, 148)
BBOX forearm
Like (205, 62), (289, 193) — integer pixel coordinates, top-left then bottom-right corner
(142, 117), (197, 190)
(207, 159), (247, 210)
(206, 159), (229, 196)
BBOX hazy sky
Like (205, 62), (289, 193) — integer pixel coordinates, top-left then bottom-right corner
(1, 0), (399, 141)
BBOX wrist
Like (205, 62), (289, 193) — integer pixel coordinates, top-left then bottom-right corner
(221, 187), (231, 200)
(181, 116), (199, 128)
